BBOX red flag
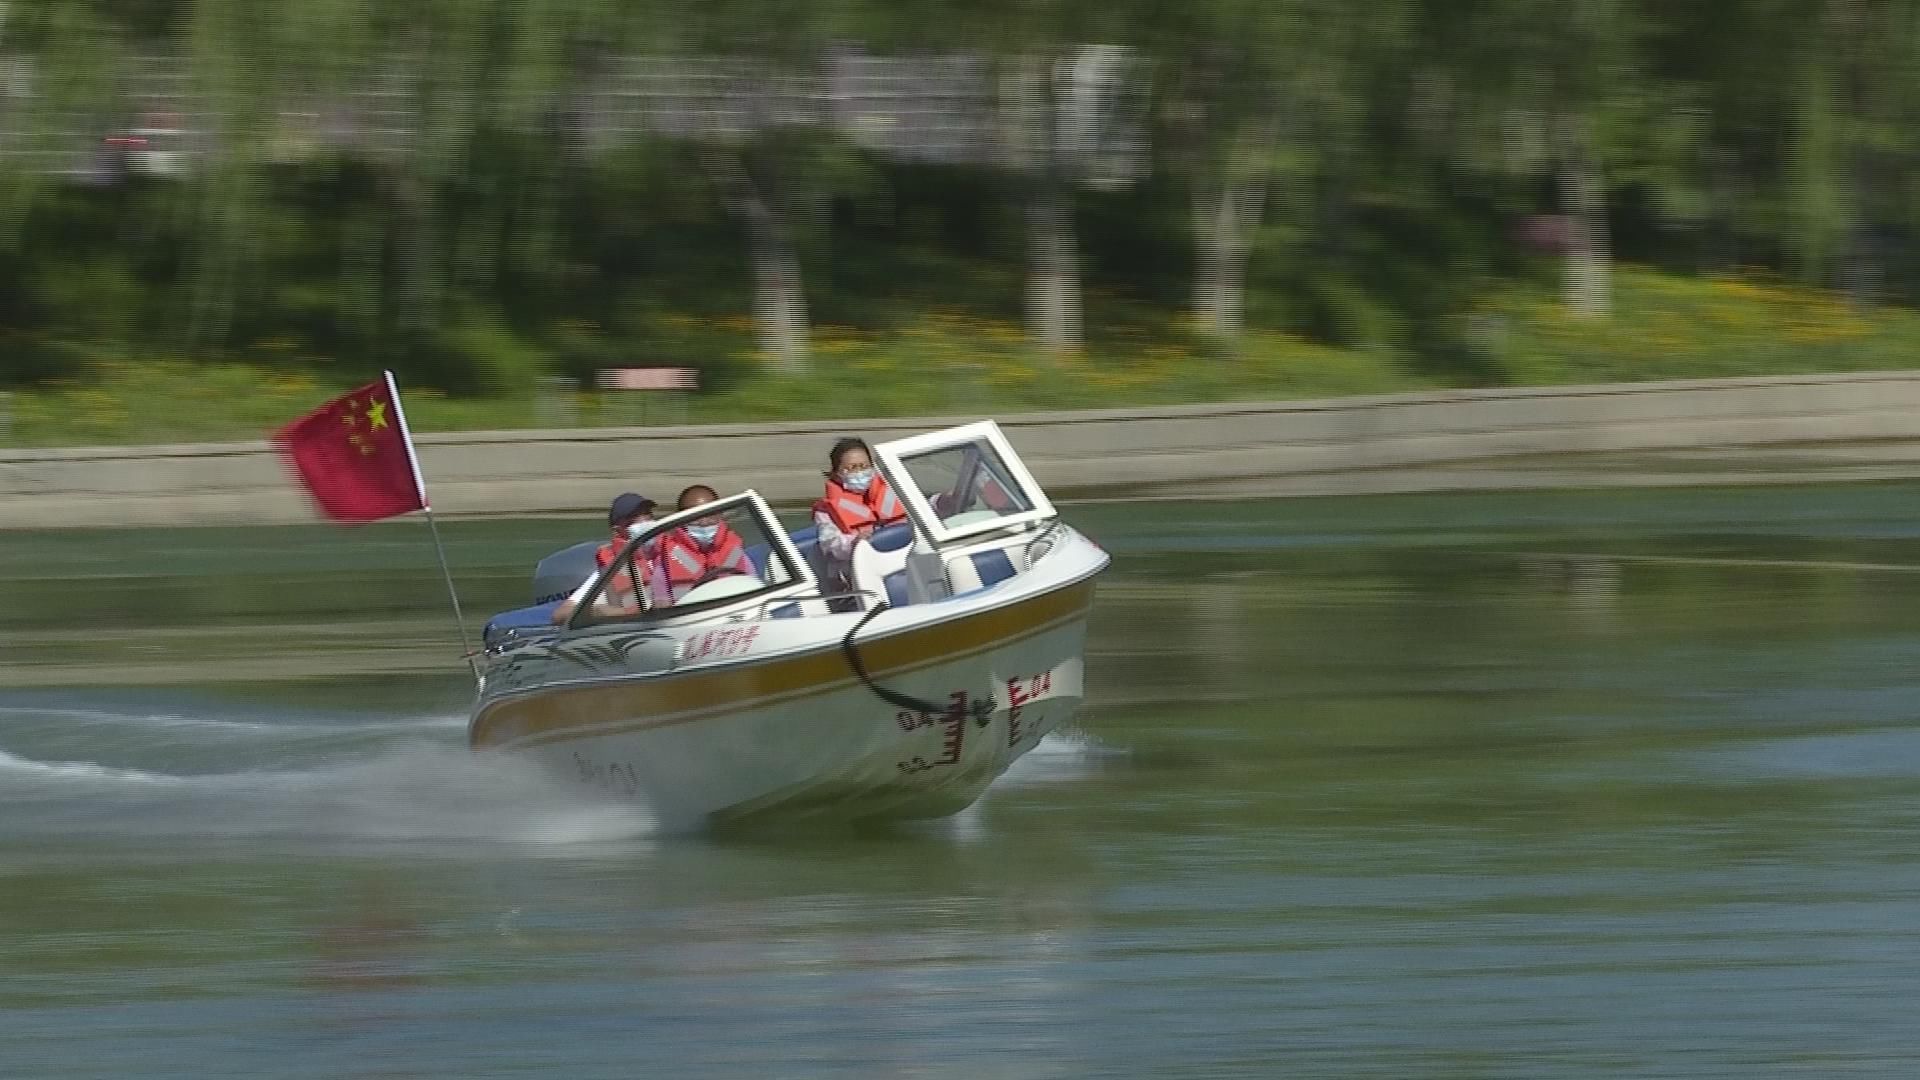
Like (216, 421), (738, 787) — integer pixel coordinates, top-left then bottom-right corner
(274, 375), (427, 524)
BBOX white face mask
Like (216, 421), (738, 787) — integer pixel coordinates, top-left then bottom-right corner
(624, 521), (650, 540)
(686, 523), (721, 547)
(840, 468), (875, 493)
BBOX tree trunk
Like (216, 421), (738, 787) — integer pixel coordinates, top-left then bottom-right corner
(1009, 56), (1082, 356)
(184, 171), (243, 349)
(1192, 184), (1245, 343)
(391, 169), (440, 354)
(1839, 189), (1878, 303)
(1192, 118), (1278, 347)
(1026, 182), (1082, 356)
(1193, 186), (1225, 337)
(1827, 0), (1878, 304)
(1557, 119), (1611, 319)
(703, 147), (809, 373)
(377, 49), (443, 364)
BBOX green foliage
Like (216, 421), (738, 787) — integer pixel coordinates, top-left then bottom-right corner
(429, 308), (553, 395)
(1484, 268), (1920, 385)
(17, 267), (1920, 446)
(8, 0), (1920, 412)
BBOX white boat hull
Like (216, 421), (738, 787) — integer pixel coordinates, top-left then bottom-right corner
(471, 574), (1098, 830)
(537, 623), (1083, 829)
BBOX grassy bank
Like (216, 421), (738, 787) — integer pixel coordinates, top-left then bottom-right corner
(7, 268), (1920, 448)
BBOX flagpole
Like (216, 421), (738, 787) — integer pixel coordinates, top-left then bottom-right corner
(385, 370), (478, 682)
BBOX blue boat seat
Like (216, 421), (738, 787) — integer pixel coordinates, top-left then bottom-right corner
(785, 524), (836, 594)
(978, 548), (1018, 586)
(883, 570), (911, 608)
(852, 524), (915, 609)
(483, 601), (563, 649)
(739, 524), (827, 585)
(946, 547), (1019, 595)
(869, 522), (913, 552)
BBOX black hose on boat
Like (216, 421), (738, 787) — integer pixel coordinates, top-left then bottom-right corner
(840, 601), (995, 726)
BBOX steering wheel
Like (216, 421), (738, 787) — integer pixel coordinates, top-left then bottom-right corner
(942, 509), (1003, 528)
(677, 572), (762, 606)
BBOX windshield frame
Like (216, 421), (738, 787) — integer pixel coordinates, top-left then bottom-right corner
(872, 420), (1057, 546)
(564, 489), (815, 631)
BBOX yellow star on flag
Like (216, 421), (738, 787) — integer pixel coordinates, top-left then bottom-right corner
(368, 399), (389, 430)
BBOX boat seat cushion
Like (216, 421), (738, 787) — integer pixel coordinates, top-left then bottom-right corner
(852, 527), (914, 607)
(483, 601), (562, 648)
(869, 522), (913, 552)
(741, 527), (835, 610)
(947, 547), (1018, 594)
(883, 570), (911, 609)
(743, 524), (827, 585)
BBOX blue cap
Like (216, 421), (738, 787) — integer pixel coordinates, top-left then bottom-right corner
(608, 492), (657, 525)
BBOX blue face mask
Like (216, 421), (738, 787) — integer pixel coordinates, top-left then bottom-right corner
(840, 468), (875, 493)
(686, 523), (721, 547)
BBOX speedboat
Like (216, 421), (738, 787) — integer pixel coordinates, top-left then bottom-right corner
(470, 421), (1109, 830)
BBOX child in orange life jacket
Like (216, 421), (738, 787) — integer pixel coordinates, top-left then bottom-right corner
(551, 492), (662, 623)
(658, 484), (755, 603)
(813, 438), (907, 601)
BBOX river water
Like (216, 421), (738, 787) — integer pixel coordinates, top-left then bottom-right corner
(3, 486), (1919, 1078)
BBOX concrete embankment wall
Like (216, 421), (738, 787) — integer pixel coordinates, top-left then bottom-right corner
(7, 371), (1920, 529)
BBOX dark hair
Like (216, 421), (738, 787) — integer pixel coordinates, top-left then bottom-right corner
(827, 437), (872, 476)
(676, 484), (718, 510)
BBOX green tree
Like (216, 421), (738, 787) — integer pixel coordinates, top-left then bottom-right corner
(1436, 0), (1646, 318)
(1154, 0), (1400, 349)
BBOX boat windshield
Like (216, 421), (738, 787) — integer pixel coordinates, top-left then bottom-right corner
(873, 421), (1057, 545)
(571, 495), (804, 628)
(895, 439), (1034, 531)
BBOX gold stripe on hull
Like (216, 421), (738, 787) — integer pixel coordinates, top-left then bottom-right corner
(471, 580), (1096, 750)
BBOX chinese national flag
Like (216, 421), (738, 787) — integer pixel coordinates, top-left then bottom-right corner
(274, 376), (427, 524)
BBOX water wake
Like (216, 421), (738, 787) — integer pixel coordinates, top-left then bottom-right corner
(0, 702), (1116, 851)
(0, 737), (654, 849)
(0, 746), (182, 786)
(995, 728), (1124, 788)
(0, 702), (467, 737)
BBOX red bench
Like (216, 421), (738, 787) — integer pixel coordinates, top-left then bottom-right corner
(597, 367), (699, 425)
(596, 368), (700, 392)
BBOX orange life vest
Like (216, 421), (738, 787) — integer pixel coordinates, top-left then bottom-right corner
(814, 475), (907, 535)
(659, 525), (751, 589)
(594, 535), (641, 598)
